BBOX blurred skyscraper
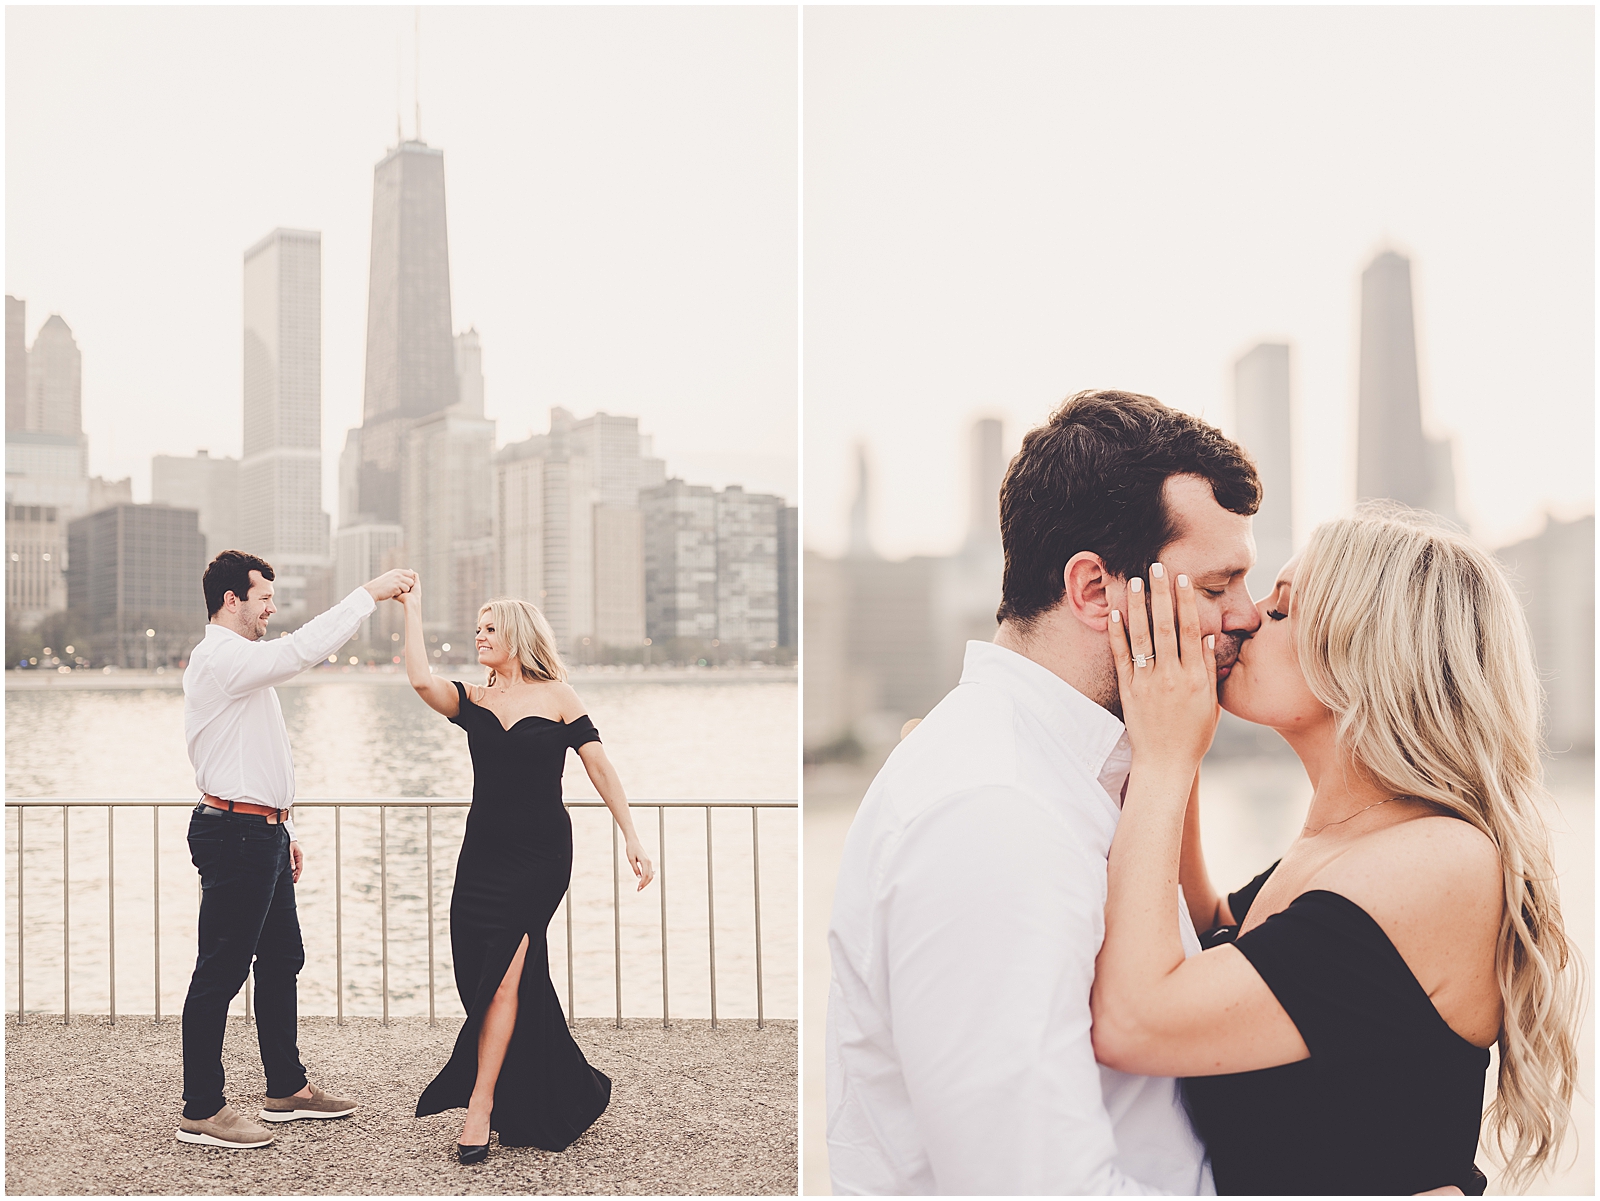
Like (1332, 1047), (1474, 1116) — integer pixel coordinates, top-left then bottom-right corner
(1357, 250), (1461, 526)
(454, 327), (484, 417)
(1496, 514), (1596, 753)
(805, 419), (1003, 754)
(152, 450), (240, 561)
(643, 478), (719, 646)
(404, 405), (496, 636)
(5, 296), (25, 430)
(1234, 342), (1293, 597)
(66, 503), (206, 666)
(357, 139), (457, 525)
(5, 299), (131, 628)
(240, 228), (331, 626)
(715, 486), (783, 656)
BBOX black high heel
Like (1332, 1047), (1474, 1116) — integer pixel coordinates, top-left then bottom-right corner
(457, 1142), (489, 1165)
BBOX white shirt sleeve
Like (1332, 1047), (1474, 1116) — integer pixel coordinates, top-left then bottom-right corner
(883, 785), (1173, 1195)
(210, 587), (378, 698)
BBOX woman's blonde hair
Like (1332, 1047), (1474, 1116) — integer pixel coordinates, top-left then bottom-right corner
(477, 598), (568, 685)
(1293, 505), (1584, 1190)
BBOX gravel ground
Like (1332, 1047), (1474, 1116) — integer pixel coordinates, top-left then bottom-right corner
(5, 1014), (797, 1195)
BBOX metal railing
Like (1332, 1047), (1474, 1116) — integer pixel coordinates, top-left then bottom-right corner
(6, 798), (794, 1031)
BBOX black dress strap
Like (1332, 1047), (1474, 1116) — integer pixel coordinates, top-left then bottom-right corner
(565, 714), (601, 750)
(447, 679), (470, 727)
(1231, 890), (1473, 1061)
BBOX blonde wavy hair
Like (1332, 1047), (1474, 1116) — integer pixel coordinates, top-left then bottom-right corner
(1293, 506), (1584, 1191)
(477, 598), (568, 686)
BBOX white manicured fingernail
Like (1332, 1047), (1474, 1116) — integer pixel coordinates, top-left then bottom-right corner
(1177, 574), (1189, 588)
(1207, 634), (1215, 648)
(1130, 578), (1143, 593)
(1110, 609), (1121, 624)
(1150, 562), (1165, 578)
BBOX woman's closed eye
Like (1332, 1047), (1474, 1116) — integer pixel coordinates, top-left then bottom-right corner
(1267, 608), (1287, 621)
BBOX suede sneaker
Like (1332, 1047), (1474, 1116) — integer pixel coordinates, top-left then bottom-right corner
(260, 1081), (358, 1122)
(176, 1103), (275, 1149)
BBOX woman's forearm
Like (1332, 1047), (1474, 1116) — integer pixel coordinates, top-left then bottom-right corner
(583, 750), (641, 842)
(1093, 764), (1195, 1034)
(402, 596), (430, 690)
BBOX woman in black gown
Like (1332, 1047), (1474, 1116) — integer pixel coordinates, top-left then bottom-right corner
(402, 583), (654, 1162)
(1088, 512), (1580, 1194)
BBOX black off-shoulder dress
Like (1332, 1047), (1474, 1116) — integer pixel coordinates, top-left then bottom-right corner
(415, 680), (612, 1150)
(1182, 864), (1492, 1195)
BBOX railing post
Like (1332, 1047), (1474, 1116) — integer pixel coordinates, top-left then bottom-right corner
(16, 807), (23, 1024)
(706, 806), (717, 1030)
(659, 805), (668, 1029)
(152, 806), (161, 1023)
(426, 805), (435, 1028)
(612, 822), (622, 1029)
(380, 804), (389, 1027)
(752, 806), (764, 1030)
(335, 806), (343, 1026)
(107, 806), (115, 1025)
(62, 805), (69, 1025)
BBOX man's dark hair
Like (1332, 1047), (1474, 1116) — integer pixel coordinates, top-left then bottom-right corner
(203, 550), (275, 618)
(996, 390), (1261, 627)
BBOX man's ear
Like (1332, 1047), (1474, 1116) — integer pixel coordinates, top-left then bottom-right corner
(1061, 551), (1117, 632)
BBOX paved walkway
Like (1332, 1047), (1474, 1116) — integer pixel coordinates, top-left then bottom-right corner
(5, 1015), (796, 1195)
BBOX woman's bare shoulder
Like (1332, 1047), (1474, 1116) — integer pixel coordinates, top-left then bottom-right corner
(1315, 815), (1501, 938)
(547, 680), (587, 722)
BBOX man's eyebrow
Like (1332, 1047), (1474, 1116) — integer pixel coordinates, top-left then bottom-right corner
(1192, 566), (1251, 584)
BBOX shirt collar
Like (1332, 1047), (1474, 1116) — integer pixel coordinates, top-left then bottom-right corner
(959, 640), (1132, 802)
(204, 622), (250, 643)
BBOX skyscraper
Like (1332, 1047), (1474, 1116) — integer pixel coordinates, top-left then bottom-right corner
(152, 449), (241, 561)
(403, 406), (495, 636)
(358, 139), (457, 524)
(715, 486), (783, 655)
(493, 413), (594, 650)
(570, 411), (663, 650)
(25, 314), (82, 436)
(6, 295), (26, 430)
(642, 478), (718, 646)
(240, 228), (331, 626)
(454, 327), (483, 416)
(1234, 342), (1293, 597)
(66, 503), (206, 667)
(1356, 251), (1460, 526)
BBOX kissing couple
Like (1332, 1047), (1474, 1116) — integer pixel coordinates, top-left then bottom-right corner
(826, 390), (1582, 1195)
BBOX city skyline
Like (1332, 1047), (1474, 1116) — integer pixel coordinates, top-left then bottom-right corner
(5, 7), (798, 515)
(804, 7), (1592, 560)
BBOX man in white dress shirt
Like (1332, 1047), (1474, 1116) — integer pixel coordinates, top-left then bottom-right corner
(176, 550), (416, 1149)
(827, 391), (1264, 1194)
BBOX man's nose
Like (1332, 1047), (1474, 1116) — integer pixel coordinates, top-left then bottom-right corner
(1226, 585), (1263, 634)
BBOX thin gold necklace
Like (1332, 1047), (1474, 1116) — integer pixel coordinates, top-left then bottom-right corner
(1302, 796), (1403, 837)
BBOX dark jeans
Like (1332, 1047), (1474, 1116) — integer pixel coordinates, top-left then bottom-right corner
(181, 805), (307, 1120)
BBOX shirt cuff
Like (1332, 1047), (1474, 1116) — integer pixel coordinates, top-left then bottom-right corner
(345, 586), (378, 617)
(283, 816), (297, 841)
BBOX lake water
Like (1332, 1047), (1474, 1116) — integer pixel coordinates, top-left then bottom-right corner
(5, 670), (798, 1023)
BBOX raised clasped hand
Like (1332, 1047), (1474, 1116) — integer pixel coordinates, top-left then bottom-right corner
(1108, 562), (1220, 777)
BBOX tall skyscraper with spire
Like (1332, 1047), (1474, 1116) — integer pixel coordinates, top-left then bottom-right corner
(1356, 250), (1461, 526)
(357, 139), (457, 525)
(240, 228), (331, 625)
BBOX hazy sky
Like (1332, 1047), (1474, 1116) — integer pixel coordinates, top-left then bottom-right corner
(6, 6), (799, 519)
(805, 6), (1594, 559)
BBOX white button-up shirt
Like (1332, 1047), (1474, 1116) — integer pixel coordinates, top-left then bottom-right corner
(826, 640), (1212, 1196)
(183, 586), (377, 837)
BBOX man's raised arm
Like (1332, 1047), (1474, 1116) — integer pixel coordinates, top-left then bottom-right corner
(212, 570), (414, 696)
(886, 785), (1173, 1195)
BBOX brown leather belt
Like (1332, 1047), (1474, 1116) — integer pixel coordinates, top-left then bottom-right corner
(202, 794), (288, 823)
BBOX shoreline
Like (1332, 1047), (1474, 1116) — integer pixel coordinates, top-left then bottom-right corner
(5, 664), (797, 691)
